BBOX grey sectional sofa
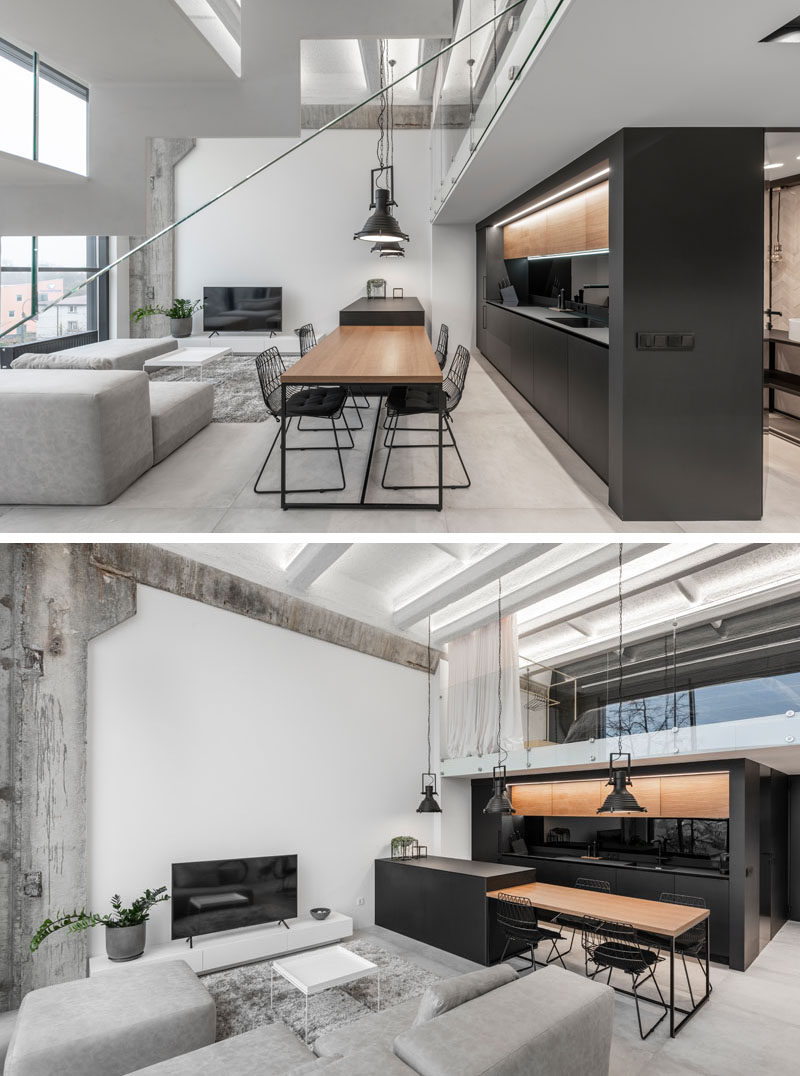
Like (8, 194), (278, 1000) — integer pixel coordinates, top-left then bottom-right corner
(10, 337), (178, 371)
(3, 962), (615, 1076)
(0, 370), (213, 504)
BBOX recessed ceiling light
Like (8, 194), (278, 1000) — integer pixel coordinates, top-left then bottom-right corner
(761, 18), (800, 43)
(765, 162), (784, 170)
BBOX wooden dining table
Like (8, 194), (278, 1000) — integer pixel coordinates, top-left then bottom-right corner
(487, 881), (711, 1037)
(279, 325), (443, 510)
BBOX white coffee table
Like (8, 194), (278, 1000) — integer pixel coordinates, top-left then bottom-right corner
(143, 345), (232, 379)
(270, 944), (380, 1042)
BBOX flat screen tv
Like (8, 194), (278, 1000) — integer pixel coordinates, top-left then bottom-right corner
(203, 286), (282, 333)
(171, 855), (297, 940)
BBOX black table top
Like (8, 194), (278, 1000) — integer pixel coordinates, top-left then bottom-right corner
(378, 855), (533, 878)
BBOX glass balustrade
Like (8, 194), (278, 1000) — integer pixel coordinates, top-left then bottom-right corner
(0, 0), (561, 354)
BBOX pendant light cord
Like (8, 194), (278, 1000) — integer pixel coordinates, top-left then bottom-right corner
(376, 39), (387, 188)
(426, 615), (432, 775)
(672, 619), (678, 730)
(497, 578), (506, 767)
(617, 543), (623, 755)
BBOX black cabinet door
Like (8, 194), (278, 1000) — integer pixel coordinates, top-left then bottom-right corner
(670, 876), (730, 963)
(485, 225), (506, 304)
(568, 337), (609, 482)
(486, 304), (511, 378)
(509, 314), (534, 403)
(533, 324), (569, 439)
(615, 869), (675, 903)
(477, 231), (488, 352)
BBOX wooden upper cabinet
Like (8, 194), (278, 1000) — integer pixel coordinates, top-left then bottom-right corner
(511, 783), (553, 815)
(659, 773), (729, 818)
(584, 181), (610, 249)
(551, 780), (606, 817)
(545, 192), (587, 255)
(502, 180), (609, 259)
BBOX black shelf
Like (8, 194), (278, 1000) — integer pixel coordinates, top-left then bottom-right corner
(764, 369), (800, 398)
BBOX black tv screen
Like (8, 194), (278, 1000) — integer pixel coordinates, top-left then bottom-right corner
(171, 855), (297, 940)
(203, 286), (282, 333)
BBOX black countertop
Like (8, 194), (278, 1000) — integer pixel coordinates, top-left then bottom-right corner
(487, 301), (609, 348)
(502, 852), (728, 882)
(343, 297), (424, 314)
(379, 855), (533, 879)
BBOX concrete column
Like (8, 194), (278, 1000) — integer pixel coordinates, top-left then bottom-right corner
(3, 546), (136, 1008)
(129, 138), (195, 339)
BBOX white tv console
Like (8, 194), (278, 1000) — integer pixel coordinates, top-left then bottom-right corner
(180, 333), (301, 356)
(89, 911), (352, 977)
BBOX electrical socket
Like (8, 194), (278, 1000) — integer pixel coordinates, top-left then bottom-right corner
(356, 897), (365, 907)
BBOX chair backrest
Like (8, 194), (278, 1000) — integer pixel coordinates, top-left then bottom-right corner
(254, 347), (285, 416)
(661, 891), (707, 945)
(435, 323), (449, 369)
(582, 918), (652, 965)
(496, 892), (539, 934)
(575, 877), (611, 893)
(443, 344), (470, 411)
(296, 323), (317, 357)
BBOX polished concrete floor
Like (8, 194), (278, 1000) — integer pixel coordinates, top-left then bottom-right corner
(2, 353), (799, 533)
(360, 918), (800, 1075)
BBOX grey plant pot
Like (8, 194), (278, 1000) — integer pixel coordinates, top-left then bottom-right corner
(170, 316), (193, 338)
(105, 922), (146, 962)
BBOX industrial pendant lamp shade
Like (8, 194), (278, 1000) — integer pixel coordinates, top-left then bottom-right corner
(416, 617), (442, 813)
(483, 579), (516, 816)
(355, 187), (409, 243)
(483, 764), (515, 815)
(597, 753), (647, 814)
(597, 544), (646, 815)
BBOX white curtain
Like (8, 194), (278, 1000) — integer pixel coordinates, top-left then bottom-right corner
(444, 614), (523, 759)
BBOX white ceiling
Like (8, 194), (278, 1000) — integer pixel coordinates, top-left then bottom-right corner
(157, 543), (800, 672)
(300, 38), (426, 105)
(436, 0), (800, 223)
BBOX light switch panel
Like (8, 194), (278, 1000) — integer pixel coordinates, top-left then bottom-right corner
(637, 331), (695, 351)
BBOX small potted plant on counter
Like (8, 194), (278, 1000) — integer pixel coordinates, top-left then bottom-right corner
(30, 886), (170, 963)
(130, 298), (203, 338)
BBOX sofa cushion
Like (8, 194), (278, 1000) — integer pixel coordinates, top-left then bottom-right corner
(133, 1023), (314, 1075)
(313, 998), (419, 1059)
(0, 1010), (18, 1069)
(0, 370), (154, 504)
(149, 381), (214, 464)
(11, 353), (114, 370)
(412, 964), (518, 1027)
(305, 1043), (410, 1075)
(393, 966), (614, 1076)
(55, 337), (178, 370)
(4, 960), (215, 1076)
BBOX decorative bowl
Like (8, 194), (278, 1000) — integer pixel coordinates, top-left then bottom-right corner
(310, 907), (331, 920)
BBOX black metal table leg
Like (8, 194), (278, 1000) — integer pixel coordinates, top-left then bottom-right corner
(705, 916), (710, 999)
(280, 383), (287, 510)
(360, 389), (385, 505)
(669, 937), (675, 1037)
(438, 384), (443, 511)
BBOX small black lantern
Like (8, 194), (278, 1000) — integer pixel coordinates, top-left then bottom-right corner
(596, 753), (646, 814)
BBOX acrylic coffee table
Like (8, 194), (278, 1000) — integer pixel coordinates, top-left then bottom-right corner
(270, 944), (380, 1042)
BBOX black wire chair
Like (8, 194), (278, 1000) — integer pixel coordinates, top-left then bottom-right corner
(381, 344), (471, 490)
(435, 323), (449, 370)
(252, 347), (352, 495)
(495, 892), (566, 971)
(655, 892), (711, 1008)
(582, 918), (668, 1040)
(294, 322), (364, 428)
(548, 877), (611, 966)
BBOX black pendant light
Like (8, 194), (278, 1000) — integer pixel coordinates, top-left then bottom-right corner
(417, 616), (442, 813)
(371, 241), (405, 258)
(597, 544), (646, 815)
(354, 43), (409, 247)
(483, 579), (516, 815)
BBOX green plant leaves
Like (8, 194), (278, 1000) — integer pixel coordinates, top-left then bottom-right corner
(30, 886), (170, 951)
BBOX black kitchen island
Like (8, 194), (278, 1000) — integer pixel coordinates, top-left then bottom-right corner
(375, 855), (535, 964)
(340, 297), (425, 326)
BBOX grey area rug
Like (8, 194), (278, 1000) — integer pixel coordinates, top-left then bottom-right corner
(201, 939), (439, 1046)
(149, 353), (300, 423)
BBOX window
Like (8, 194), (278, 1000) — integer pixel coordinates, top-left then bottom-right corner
(0, 235), (108, 344)
(0, 37), (88, 175)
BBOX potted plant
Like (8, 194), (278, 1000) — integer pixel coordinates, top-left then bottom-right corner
(130, 298), (203, 338)
(30, 886), (169, 963)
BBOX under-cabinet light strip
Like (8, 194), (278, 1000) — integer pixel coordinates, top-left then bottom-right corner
(527, 247), (609, 260)
(494, 167), (611, 228)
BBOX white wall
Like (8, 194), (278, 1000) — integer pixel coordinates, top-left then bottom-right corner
(430, 222), (475, 352)
(87, 585), (444, 954)
(174, 132), (433, 338)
